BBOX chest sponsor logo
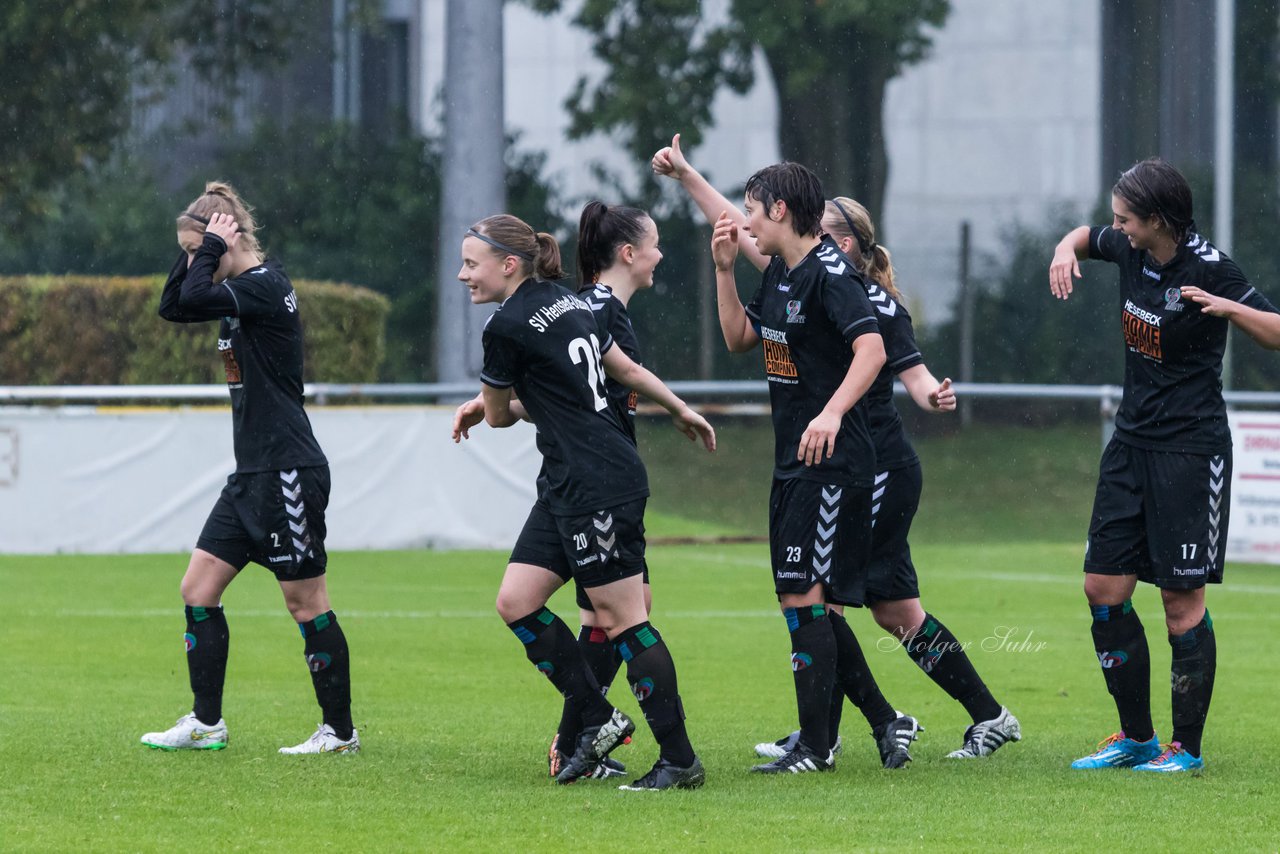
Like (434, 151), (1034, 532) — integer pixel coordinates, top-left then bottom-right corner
(761, 326), (798, 381)
(785, 299), (806, 324)
(1122, 299), (1162, 361)
(217, 337), (243, 385)
(1164, 287), (1184, 312)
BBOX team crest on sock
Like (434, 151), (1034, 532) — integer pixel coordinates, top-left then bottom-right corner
(184, 632), (196, 652)
(536, 660), (556, 678)
(1097, 650), (1129, 669)
(306, 652), (332, 672)
(791, 652), (812, 672)
(631, 677), (654, 702)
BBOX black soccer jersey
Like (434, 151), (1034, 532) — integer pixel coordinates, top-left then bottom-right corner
(158, 234), (328, 473)
(860, 279), (924, 471)
(1089, 226), (1279, 454)
(745, 237), (882, 487)
(481, 278), (649, 515)
(579, 282), (642, 445)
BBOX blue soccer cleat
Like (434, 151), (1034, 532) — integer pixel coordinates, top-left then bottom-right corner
(1070, 731), (1161, 769)
(1133, 742), (1204, 774)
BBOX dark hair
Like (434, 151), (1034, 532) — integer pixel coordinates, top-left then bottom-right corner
(1113, 158), (1196, 244)
(177, 181), (262, 254)
(823, 197), (903, 302)
(744, 162), (825, 237)
(577, 201), (651, 285)
(468, 214), (563, 280)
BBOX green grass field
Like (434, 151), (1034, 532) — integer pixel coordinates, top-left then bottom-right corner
(4, 423), (1279, 851)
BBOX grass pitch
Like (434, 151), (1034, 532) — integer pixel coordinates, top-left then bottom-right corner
(4, 542), (1279, 852)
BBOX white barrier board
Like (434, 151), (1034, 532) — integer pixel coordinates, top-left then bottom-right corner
(0, 406), (540, 554)
(1227, 412), (1280, 565)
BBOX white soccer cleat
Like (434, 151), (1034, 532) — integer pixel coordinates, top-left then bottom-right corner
(141, 712), (228, 751)
(755, 730), (842, 759)
(947, 707), (1021, 758)
(279, 723), (361, 755)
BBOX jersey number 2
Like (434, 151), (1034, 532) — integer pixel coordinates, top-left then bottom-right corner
(568, 335), (609, 412)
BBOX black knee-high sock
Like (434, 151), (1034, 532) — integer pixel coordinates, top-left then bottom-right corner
(1169, 611), (1215, 758)
(829, 611), (896, 733)
(784, 605), (836, 756)
(903, 613), (1002, 723)
(1089, 600), (1153, 742)
(508, 608), (611, 729)
(615, 622), (695, 766)
(185, 605), (229, 726)
(555, 626), (619, 749)
(298, 611), (353, 740)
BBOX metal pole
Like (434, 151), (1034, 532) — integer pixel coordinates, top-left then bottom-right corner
(958, 220), (974, 427)
(1216, 0), (1235, 389)
(436, 0), (505, 383)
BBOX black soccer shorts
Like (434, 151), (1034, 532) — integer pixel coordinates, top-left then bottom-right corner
(864, 463), (923, 606)
(510, 499), (648, 608)
(1084, 439), (1230, 589)
(769, 477), (872, 606)
(197, 465), (330, 580)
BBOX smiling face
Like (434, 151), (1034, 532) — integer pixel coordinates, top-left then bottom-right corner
(627, 217), (663, 290)
(457, 236), (521, 304)
(177, 227), (234, 281)
(1111, 194), (1163, 252)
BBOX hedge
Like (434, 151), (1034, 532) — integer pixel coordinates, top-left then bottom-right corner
(0, 275), (389, 385)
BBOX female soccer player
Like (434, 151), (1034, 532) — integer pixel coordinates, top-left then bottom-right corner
(708, 160), (886, 774)
(143, 183), (357, 755)
(453, 213), (714, 791)
(655, 136), (1021, 765)
(1050, 157), (1279, 773)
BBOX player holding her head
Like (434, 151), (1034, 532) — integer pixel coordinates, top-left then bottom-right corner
(143, 182), (358, 755)
(1050, 157), (1280, 773)
(451, 213), (714, 790)
(655, 135), (1021, 765)
(707, 159), (886, 774)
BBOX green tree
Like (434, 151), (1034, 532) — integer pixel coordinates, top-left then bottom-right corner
(0, 0), (360, 223)
(528, 0), (950, 219)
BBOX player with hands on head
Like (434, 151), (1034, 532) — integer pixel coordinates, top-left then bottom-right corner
(1050, 157), (1280, 773)
(454, 212), (713, 791)
(143, 182), (359, 756)
(659, 135), (1020, 766)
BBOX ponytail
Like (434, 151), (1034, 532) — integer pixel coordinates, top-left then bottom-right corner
(469, 214), (562, 280)
(177, 181), (263, 255)
(534, 232), (563, 280)
(823, 196), (903, 303)
(576, 200), (650, 285)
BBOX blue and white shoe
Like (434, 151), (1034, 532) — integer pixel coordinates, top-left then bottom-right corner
(1070, 731), (1161, 769)
(1133, 742), (1204, 774)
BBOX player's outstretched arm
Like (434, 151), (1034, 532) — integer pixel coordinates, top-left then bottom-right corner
(601, 346), (716, 451)
(712, 213), (760, 353)
(898, 364), (955, 413)
(653, 133), (769, 273)
(798, 331), (886, 467)
(1181, 286), (1280, 349)
(1049, 226), (1091, 300)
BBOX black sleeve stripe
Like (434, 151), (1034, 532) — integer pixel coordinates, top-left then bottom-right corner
(842, 316), (879, 336)
(480, 373), (514, 389)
